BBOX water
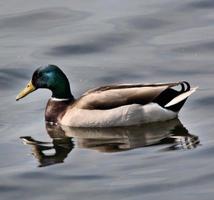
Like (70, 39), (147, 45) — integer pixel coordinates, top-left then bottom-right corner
(0, 0), (214, 199)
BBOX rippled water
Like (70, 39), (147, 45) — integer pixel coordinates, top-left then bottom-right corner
(1, 0), (214, 199)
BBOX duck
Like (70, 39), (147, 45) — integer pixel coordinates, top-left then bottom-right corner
(16, 64), (197, 127)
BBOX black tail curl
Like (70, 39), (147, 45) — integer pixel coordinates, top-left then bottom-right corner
(179, 81), (190, 93)
(153, 81), (191, 112)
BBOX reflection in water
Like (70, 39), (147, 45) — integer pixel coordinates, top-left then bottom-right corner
(21, 119), (199, 167)
(21, 137), (73, 167)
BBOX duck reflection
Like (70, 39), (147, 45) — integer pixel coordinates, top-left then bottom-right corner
(20, 119), (199, 167)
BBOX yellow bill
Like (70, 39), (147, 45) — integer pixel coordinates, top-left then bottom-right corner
(16, 80), (36, 101)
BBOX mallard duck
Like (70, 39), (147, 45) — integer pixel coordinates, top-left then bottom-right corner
(16, 65), (197, 127)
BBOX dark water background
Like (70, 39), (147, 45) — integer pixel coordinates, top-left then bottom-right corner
(1, 0), (214, 199)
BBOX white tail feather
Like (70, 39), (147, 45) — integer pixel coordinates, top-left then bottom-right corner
(165, 87), (198, 108)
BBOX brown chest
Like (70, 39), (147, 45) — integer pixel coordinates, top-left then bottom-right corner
(45, 99), (72, 123)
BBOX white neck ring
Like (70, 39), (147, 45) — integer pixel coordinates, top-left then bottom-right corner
(51, 97), (70, 101)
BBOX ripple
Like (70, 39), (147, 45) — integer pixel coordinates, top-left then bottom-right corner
(17, 171), (108, 181)
(0, 185), (21, 192)
(109, 15), (170, 31)
(155, 68), (213, 76)
(0, 8), (91, 33)
(194, 95), (214, 107)
(45, 33), (131, 56)
(95, 70), (145, 83)
(0, 68), (31, 89)
(110, 172), (214, 195)
(187, 0), (214, 9)
(172, 41), (214, 54)
(152, 26), (214, 45)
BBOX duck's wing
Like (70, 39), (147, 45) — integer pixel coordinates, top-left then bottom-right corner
(76, 81), (196, 111)
(83, 82), (179, 94)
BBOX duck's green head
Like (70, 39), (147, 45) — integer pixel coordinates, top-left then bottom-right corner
(16, 65), (74, 101)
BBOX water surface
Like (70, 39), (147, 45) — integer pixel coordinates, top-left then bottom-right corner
(0, 0), (214, 199)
